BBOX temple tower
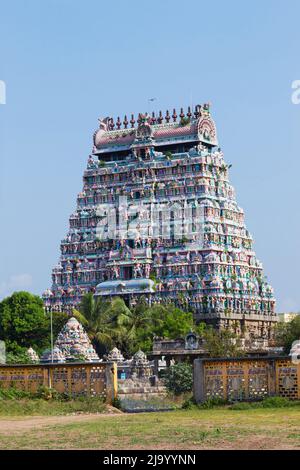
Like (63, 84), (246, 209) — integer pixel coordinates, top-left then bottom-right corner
(43, 103), (277, 343)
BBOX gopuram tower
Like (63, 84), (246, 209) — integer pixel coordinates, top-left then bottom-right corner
(43, 103), (277, 343)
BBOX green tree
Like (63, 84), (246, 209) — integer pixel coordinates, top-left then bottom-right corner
(164, 362), (193, 395)
(201, 327), (244, 358)
(78, 294), (198, 356)
(275, 316), (300, 353)
(134, 303), (195, 353)
(46, 310), (70, 340)
(0, 291), (48, 354)
(5, 350), (34, 364)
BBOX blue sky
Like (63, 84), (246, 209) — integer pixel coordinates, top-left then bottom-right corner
(0, 0), (300, 312)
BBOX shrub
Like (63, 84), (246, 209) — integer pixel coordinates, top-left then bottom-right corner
(0, 387), (32, 400)
(164, 362), (193, 395)
(0, 395), (106, 416)
(199, 397), (228, 409)
(182, 396), (228, 410)
(229, 401), (254, 410)
(260, 396), (291, 408)
(112, 396), (122, 410)
(35, 386), (60, 400)
(181, 396), (197, 409)
(6, 351), (34, 364)
(0, 386), (107, 405)
(229, 396), (297, 410)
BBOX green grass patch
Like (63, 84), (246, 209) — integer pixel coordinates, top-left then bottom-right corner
(229, 396), (300, 410)
(182, 395), (300, 411)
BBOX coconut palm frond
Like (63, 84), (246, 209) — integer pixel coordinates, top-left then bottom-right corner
(72, 308), (89, 327)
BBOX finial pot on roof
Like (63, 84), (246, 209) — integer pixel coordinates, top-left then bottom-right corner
(130, 114), (135, 128)
(194, 104), (201, 118)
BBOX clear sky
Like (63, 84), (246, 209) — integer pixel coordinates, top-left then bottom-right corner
(0, 0), (300, 312)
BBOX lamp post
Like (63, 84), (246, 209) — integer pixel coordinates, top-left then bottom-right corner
(50, 309), (54, 364)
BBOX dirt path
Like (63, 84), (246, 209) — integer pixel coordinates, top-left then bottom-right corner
(0, 410), (122, 434)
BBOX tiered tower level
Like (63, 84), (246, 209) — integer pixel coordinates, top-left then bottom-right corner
(43, 104), (277, 342)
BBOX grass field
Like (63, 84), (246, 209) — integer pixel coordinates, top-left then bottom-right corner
(0, 405), (299, 450)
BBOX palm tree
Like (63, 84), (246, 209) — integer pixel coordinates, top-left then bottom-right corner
(76, 293), (133, 355)
(120, 298), (153, 354)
